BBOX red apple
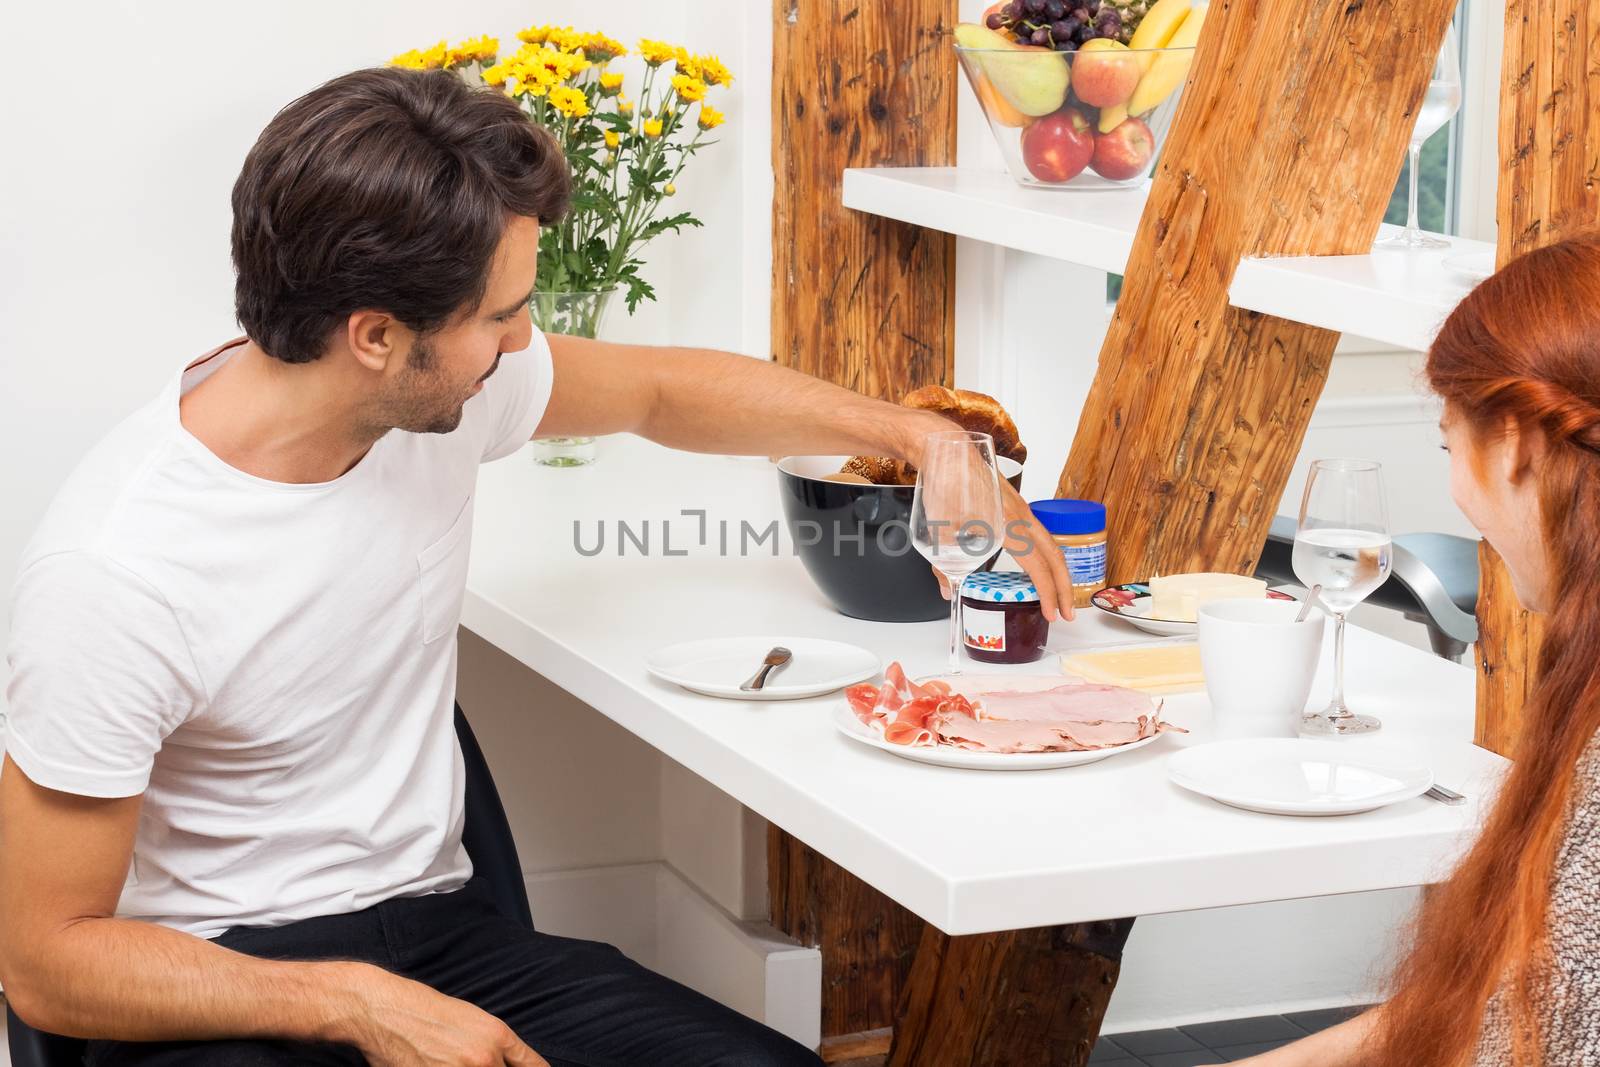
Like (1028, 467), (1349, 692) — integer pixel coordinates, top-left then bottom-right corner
(1090, 116), (1155, 181)
(1071, 40), (1141, 109)
(1021, 107), (1094, 184)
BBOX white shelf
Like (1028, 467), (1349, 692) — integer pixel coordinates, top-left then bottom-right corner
(843, 166), (1491, 352)
(1229, 229), (1493, 352)
(841, 166), (1146, 275)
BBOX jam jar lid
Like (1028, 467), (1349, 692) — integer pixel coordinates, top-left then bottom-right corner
(960, 571), (1040, 603)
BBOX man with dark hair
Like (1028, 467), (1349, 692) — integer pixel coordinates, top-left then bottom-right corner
(0, 68), (1073, 1065)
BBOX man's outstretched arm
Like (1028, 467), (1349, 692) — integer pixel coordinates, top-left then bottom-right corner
(538, 335), (1077, 620)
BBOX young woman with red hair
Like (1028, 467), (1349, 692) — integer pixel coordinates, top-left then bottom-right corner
(1244, 233), (1600, 1066)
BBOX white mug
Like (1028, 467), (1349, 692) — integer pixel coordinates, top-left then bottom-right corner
(1198, 598), (1325, 739)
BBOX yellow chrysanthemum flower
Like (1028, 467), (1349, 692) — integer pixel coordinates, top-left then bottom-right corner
(664, 183), (676, 196)
(697, 105), (725, 131)
(549, 27), (586, 52)
(604, 130), (620, 149)
(516, 25), (552, 45)
(481, 61), (511, 86)
(695, 54), (734, 87)
(390, 48), (427, 70)
(548, 85), (591, 118)
(420, 40), (448, 70)
(617, 96), (635, 116)
(642, 118), (663, 138)
(511, 75), (549, 98)
(670, 74), (707, 103)
(599, 71), (624, 95)
(638, 38), (686, 67)
(531, 46), (590, 83)
(447, 35), (498, 66)
(581, 32), (627, 63)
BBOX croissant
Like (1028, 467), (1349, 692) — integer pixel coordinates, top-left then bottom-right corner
(838, 387), (1026, 485)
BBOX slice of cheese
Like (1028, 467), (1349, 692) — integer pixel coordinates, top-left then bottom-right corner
(1148, 572), (1267, 622)
(1060, 644), (1205, 694)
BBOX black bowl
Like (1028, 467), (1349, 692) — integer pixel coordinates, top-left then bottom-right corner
(776, 455), (1025, 623)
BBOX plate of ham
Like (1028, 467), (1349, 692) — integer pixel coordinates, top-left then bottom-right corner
(836, 663), (1183, 770)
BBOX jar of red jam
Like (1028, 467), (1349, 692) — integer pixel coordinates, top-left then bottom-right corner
(959, 571), (1048, 665)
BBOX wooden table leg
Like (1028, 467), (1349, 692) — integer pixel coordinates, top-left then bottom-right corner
(771, 828), (1134, 1066)
(889, 918), (1134, 1067)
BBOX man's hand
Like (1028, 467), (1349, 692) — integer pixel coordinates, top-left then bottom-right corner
(342, 965), (547, 1067)
(933, 479), (1077, 622)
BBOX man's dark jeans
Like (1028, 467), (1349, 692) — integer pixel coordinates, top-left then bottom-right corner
(85, 877), (822, 1066)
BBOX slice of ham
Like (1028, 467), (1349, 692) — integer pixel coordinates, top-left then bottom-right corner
(970, 683), (1154, 723)
(930, 710), (1169, 753)
(848, 662), (1184, 752)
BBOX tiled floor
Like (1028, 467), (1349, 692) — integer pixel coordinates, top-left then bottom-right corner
(1092, 1007), (1368, 1065)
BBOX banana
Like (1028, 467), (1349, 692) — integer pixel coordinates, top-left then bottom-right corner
(1127, 2), (1206, 115)
(1099, 102), (1129, 133)
(1128, 0), (1193, 70)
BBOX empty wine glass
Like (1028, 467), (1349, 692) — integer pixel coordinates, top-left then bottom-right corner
(911, 431), (1004, 675)
(1292, 459), (1394, 734)
(1375, 24), (1460, 250)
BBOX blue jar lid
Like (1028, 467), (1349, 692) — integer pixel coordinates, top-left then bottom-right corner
(1029, 499), (1107, 536)
(961, 571), (1040, 603)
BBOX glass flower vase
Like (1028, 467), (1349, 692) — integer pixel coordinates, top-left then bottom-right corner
(528, 289), (617, 467)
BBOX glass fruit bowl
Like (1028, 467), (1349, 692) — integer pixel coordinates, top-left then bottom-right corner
(954, 29), (1199, 190)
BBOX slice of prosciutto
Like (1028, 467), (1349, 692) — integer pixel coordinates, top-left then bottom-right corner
(847, 662), (1183, 752)
(845, 662), (970, 747)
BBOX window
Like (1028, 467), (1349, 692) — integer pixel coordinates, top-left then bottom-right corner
(1107, 1), (1486, 305)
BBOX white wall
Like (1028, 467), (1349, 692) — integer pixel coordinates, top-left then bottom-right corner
(0, 0), (774, 632)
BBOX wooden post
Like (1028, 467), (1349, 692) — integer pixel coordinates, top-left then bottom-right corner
(890, 919), (1135, 1067)
(771, 0), (958, 398)
(1054, 0), (1460, 585)
(769, 5), (1137, 1063)
(1477, 0), (1600, 756)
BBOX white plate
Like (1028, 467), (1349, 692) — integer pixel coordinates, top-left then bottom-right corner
(1092, 585), (1296, 637)
(1100, 595), (1197, 637)
(1168, 738), (1434, 816)
(1442, 250), (1495, 283)
(830, 702), (1162, 771)
(646, 636), (880, 700)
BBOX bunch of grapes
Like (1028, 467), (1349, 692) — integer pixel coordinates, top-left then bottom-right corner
(983, 0), (1149, 50)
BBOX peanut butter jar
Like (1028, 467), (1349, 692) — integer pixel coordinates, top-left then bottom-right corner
(1029, 499), (1108, 608)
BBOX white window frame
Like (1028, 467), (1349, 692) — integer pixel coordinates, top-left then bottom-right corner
(1335, 0), (1500, 354)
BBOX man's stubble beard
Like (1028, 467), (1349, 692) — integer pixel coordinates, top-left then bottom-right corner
(381, 334), (467, 435)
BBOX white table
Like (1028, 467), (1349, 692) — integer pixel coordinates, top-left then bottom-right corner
(464, 435), (1507, 936)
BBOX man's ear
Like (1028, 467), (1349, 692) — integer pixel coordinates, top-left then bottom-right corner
(344, 310), (399, 374)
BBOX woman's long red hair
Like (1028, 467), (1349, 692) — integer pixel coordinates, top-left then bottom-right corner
(1375, 232), (1600, 1066)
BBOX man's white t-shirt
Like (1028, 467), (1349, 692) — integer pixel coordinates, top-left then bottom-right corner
(4, 333), (554, 938)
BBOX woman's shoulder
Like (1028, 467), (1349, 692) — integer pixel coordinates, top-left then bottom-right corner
(1539, 731), (1600, 1057)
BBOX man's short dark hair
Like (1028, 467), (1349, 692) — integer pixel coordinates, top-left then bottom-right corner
(232, 67), (570, 364)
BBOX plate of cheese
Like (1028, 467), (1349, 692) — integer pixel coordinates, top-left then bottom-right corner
(1091, 574), (1294, 636)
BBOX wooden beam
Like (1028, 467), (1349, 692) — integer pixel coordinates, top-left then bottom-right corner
(770, 0), (957, 398)
(767, 826), (924, 1043)
(889, 919), (1135, 1066)
(1054, 0), (1460, 583)
(1477, 0), (1599, 755)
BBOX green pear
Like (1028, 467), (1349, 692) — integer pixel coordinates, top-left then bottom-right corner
(954, 23), (1070, 118)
